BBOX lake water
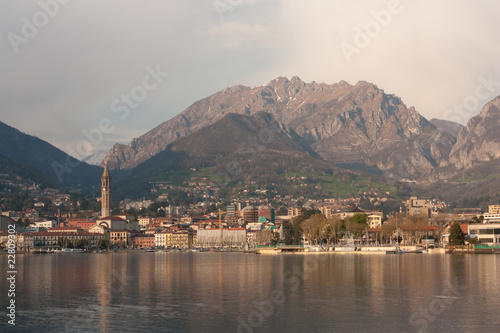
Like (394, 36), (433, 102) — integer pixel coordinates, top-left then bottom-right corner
(1, 252), (499, 333)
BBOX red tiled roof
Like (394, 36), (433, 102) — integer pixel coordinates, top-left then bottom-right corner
(98, 216), (127, 221)
(21, 232), (103, 237)
(400, 225), (438, 231)
(109, 229), (139, 233)
(67, 218), (93, 222)
(48, 227), (80, 231)
(204, 228), (246, 231)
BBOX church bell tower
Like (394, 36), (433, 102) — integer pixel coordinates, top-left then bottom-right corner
(101, 162), (111, 217)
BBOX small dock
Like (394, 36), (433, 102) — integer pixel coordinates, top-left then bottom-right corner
(256, 245), (307, 254)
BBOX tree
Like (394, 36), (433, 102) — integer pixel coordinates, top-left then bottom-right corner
(156, 209), (166, 217)
(322, 217), (342, 246)
(449, 223), (465, 246)
(301, 213), (327, 245)
(256, 230), (273, 245)
(350, 213), (368, 224)
(276, 207), (288, 216)
(58, 237), (70, 249)
(282, 219), (302, 245)
(345, 213), (368, 237)
(468, 237), (479, 245)
(381, 220), (397, 244)
(98, 239), (110, 249)
(299, 208), (321, 220)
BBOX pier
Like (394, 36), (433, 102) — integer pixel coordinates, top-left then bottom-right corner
(256, 245), (307, 254)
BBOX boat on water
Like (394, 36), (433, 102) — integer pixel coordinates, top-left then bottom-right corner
(144, 248), (155, 252)
(58, 248), (85, 253)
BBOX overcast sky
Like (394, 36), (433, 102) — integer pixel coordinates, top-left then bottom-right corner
(1, 0), (500, 159)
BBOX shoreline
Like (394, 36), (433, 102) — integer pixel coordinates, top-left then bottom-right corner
(5, 246), (500, 255)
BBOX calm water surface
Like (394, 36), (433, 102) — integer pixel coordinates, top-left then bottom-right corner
(1, 252), (499, 332)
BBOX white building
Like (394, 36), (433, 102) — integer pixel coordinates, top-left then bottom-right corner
(33, 220), (58, 229)
(367, 215), (382, 228)
(96, 214), (139, 231)
(197, 228), (246, 247)
(482, 213), (500, 223)
(87, 224), (109, 234)
(288, 207), (300, 217)
(155, 231), (172, 248)
(246, 223), (264, 231)
(469, 223), (500, 246)
(164, 206), (181, 215)
(138, 217), (152, 227)
(489, 205), (500, 214)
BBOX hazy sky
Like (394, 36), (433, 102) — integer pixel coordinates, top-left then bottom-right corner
(1, 0), (500, 160)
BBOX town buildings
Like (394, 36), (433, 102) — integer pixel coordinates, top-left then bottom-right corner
(6, 157), (500, 252)
(482, 205), (500, 223)
(16, 232), (104, 252)
(406, 197), (433, 218)
(131, 234), (155, 248)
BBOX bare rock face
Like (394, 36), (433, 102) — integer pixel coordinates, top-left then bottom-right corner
(448, 95), (500, 169)
(429, 118), (464, 139)
(103, 77), (454, 179)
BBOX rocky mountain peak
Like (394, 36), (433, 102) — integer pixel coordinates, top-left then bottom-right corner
(429, 119), (464, 139)
(448, 95), (500, 169)
(103, 77), (451, 179)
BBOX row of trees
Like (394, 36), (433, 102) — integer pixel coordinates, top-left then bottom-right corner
(281, 210), (465, 246)
(56, 237), (110, 249)
(282, 209), (375, 246)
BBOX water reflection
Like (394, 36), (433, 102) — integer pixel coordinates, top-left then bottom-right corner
(1, 253), (499, 332)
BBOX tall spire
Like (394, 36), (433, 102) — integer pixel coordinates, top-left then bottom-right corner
(103, 161), (110, 178)
(101, 161), (111, 217)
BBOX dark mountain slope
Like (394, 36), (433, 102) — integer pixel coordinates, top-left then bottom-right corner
(0, 121), (103, 192)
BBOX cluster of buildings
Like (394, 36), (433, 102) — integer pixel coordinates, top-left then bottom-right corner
(466, 205), (500, 246)
(2, 166), (500, 252)
(0, 165), (280, 251)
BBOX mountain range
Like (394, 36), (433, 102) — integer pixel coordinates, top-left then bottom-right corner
(112, 111), (341, 199)
(2, 76), (500, 202)
(104, 77), (457, 179)
(103, 77), (467, 178)
(0, 121), (104, 192)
